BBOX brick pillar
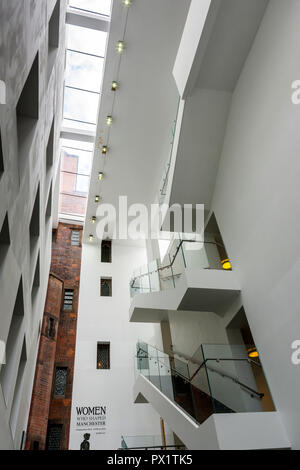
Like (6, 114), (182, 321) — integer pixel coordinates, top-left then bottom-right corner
(26, 223), (83, 450)
(25, 274), (63, 450)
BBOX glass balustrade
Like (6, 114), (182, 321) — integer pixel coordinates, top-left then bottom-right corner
(135, 342), (271, 426)
(130, 238), (230, 298)
(120, 434), (184, 450)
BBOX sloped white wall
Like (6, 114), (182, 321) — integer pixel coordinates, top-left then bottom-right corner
(211, 0), (300, 449)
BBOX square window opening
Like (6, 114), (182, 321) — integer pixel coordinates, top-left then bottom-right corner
(71, 230), (80, 246)
(97, 343), (110, 370)
(9, 338), (27, 437)
(100, 278), (112, 297)
(54, 367), (67, 397)
(46, 423), (63, 451)
(31, 253), (40, 314)
(45, 183), (53, 228)
(101, 240), (111, 263)
(17, 53), (39, 178)
(0, 277), (24, 404)
(29, 185), (40, 272)
(0, 129), (4, 177)
(47, 316), (56, 340)
(48, 0), (60, 78)
(0, 213), (10, 274)
(46, 118), (55, 180)
(63, 289), (74, 311)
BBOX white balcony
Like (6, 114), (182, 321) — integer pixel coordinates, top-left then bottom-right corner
(130, 268), (240, 323)
(129, 239), (240, 323)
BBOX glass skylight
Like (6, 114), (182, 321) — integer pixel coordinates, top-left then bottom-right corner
(66, 50), (104, 91)
(63, 87), (99, 126)
(67, 24), (107, 57)
(59, 4), (110, 221)
(69, 0), (112, 17)
(62, 23), (107, 131)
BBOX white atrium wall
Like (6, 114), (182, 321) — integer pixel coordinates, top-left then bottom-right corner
(168, 310), (228, 360)
(210, 0), (300, 448)
(0, 0), (66, 450)
(69, 242), (165, 450)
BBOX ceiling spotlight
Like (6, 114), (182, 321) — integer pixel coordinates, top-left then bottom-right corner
(89, 234), (94, 242)
(106, 115), (113, 126)
(98, 172), (104, 181)
(123, 0), (132, 5)
(94, 195), (100, 203)
(116, 41), (125, 53)
(102, 145), (108, 155)
(92, 216), (97, 224)
(111, 81), (118, 91)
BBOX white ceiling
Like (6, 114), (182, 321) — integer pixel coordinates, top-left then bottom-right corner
(83, 0), (191, 242)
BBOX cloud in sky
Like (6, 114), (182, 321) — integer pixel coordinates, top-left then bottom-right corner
(68, 24), (107, 56)
(66, 51), (104, 92)
(63, 24), (107, 126)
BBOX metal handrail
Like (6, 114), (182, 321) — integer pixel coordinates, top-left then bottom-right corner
(120, 444), (186, 450)
(130, 240), (225, 289)
(189, 356), (262, 382)
(203, 362), (264, 399)
(136, 349), (190, 384)
(136, 346), (264, 399)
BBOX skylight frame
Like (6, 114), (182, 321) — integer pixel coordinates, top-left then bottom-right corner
(68, 0), (112, 17)
(59, 3), (111, 223)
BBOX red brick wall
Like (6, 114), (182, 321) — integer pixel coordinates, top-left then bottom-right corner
(25, 223), (83, 450)
(25, 275), (63, 449)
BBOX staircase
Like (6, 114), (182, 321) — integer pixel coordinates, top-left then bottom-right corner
(134, 342), (290, 450)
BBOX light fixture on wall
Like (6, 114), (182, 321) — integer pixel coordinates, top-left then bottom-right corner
(89, 234), (94, 242)
(102, 145), (108, 155)
(123, 0), (132, 5)
(248, 347), (259, 359)
(91, 216), (96, 224)
(116, 41), (125, 53)
(221, 259), (232, 270)
(98, 172), (104, 181)
(106, 115), (113, 126)
(95, 195), (100, 203)
(111, 81), (118, 91)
